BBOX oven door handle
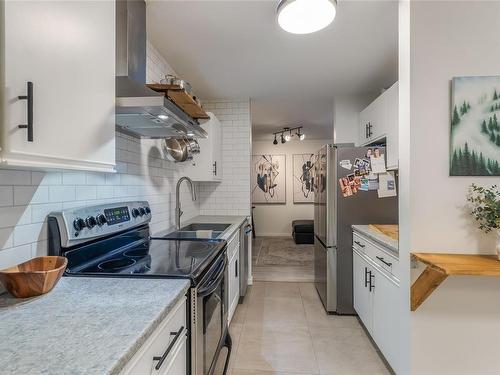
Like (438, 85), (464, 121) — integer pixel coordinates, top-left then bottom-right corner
(198, 257), (227, 297)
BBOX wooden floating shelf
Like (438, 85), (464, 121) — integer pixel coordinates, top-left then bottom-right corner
(146, 83), (210, 120)
(411, 253), (500, 311)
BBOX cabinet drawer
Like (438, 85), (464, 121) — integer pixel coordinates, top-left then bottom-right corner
(353, 232), (399, 280)
(121, 298), (187, 375)
(157, 335), (187, 375)
(227, 230), (240, 260)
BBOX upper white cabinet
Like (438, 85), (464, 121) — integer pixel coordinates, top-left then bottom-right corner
(359, 82), (399, 170)
(183, 112), (222, 181)
(1, 1), (116, 172)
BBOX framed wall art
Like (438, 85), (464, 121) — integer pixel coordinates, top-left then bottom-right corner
(292, 153), (315, 203)
(252, 154), (286, 204)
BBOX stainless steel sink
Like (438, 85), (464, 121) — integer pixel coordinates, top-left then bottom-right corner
(163, 230), (224, 240)
(180, 223), (231, 232)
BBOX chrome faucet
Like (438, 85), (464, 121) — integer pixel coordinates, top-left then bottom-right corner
(175, 176), (196, 230)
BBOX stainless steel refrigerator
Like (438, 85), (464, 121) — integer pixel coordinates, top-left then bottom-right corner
(313, 144), (398, 314)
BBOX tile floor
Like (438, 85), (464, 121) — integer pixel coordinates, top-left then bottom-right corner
(219, 281), (391, 375)
(252, 237), (314, 283)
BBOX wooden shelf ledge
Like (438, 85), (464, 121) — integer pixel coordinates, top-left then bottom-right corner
(411, 253), (500, 311)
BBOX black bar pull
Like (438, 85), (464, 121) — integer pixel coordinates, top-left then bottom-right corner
(368, 122), (373, 138)
(376, 256), (392, 267)
(364, 267), (369, 288)
(213, 161), (217, 176)
(235, 259), (238, 278)
(365, 124), (368, 139)
(369, 273), (375, 292)
(354, 240), (365, 248)
(153, 326), (185, 370)
(18, 81), (33, 142)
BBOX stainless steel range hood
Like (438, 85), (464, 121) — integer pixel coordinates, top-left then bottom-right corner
(115, 0), (207, 139)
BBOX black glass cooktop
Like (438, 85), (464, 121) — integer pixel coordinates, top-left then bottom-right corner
(63, 226), (226, 282)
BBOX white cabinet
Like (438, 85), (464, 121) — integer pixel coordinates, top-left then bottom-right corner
(1, 1), (116, 172)
(183, 112), (222, 181)
(358, 82), (399, 170)
(372, 268), (400, 373)
(227, 231), (240, 323)
(353, 250), (373, 332)
(120, 298), (187, 375)
(352, 232), (400, 374)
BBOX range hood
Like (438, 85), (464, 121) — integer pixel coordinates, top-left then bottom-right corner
(115, 0), (207, 139)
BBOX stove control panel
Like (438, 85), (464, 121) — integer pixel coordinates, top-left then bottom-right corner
(49, 201), (151, 248)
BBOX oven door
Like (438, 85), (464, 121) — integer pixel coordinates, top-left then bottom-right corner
(194, 253), (228, 375)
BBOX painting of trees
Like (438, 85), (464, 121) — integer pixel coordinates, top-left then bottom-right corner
(450, 76), (500, 176)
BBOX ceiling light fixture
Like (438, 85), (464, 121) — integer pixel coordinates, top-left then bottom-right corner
(273, 126), (305, 145)
(277, 0), (337, 35)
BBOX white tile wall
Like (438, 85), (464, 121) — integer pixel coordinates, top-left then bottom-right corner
(197, 100), (251, 217)
(0, 43), (251, 278)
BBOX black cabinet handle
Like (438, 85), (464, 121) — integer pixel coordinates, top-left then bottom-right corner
(369, 273), (375, 292)
(235, 259), (238, 278)
(365, 124), (368, 139)
(153, 326), (185, 370)
(376, 256), (393, 267)
(354, 241), (365, 248)
(18, 81), (33, 142)
(368, 122), (373, 138)
(213, 161), (217, 176)
(364, 267), (369, 288)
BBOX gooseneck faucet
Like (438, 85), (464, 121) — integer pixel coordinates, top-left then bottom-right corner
(175, 176), (197, 230)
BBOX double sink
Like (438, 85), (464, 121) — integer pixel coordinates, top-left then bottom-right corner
(163, 223), (231, 240)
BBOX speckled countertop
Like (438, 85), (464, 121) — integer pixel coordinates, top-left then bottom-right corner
(352, 224), (399, 256)
(0, 277), (190, 375)
(155, 215), (248, 241)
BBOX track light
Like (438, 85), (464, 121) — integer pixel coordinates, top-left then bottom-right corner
(272, 125), (305, 145)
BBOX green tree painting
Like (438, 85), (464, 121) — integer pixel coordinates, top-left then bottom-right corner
(450, 76), (500, 176)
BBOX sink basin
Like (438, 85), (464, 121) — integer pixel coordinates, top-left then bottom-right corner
(180, 223), (231, 232)
(163, 230), (224, 240)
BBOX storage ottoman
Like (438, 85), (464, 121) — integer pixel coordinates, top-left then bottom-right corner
(292, 220), (314, 244)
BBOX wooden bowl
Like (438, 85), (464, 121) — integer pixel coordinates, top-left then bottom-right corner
(0, 256), (67, 298)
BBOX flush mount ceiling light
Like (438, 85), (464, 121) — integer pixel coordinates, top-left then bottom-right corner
(277, 0), (337, 34)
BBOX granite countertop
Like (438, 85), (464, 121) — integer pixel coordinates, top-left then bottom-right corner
(155, 214), (248, 241)
(0, 277), (190, 375)
(352, 224), (399, 256)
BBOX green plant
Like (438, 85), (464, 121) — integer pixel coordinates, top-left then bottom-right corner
(467, 184), (500, 233)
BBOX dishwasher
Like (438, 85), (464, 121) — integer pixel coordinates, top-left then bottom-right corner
(239, 219), (252, 302)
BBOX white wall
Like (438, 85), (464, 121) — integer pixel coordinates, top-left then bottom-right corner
(408, 2), (500, 374)
(333, 94), (377, 145)
(252, 139), (330, 236)
(197, 99), (252, 217)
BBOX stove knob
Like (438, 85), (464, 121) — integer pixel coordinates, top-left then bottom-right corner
(132, 208), (140, 218)
(73, 218), (86, 231)
(139, 207), (146, 216)
(96, 214), (107, 226)
(86, 216), (97, 229)
(144, 206), (151, 215)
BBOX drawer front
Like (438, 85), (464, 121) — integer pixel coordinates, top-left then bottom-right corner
(121, 298), (187, 375)
(227, 230), (240, 260)
(353, 232), (399, 280)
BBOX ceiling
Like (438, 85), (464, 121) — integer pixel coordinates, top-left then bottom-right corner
(146, 0), (398, 140)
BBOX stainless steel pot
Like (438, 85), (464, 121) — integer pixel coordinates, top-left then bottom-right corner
(162, 138), (188, 162)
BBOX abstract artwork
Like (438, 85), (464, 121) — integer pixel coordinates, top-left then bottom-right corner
(450, 76), (500, 176)
(293, 154), (315, 203)
(252, 154), (286, 204)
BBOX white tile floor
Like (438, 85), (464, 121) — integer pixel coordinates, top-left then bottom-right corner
(218, 282), (390, 375)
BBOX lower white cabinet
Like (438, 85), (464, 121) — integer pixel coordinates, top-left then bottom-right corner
(120, 298), (187, 375)
(227, 231), (240, 324)
(353, 243), (399, 373)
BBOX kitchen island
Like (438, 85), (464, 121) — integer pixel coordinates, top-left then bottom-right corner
(0, 277), (189, 375)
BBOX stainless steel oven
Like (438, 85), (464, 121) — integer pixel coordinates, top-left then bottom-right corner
(190, 250), (229, 375)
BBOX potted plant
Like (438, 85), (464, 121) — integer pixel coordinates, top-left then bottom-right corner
(467, 184), (500, 259)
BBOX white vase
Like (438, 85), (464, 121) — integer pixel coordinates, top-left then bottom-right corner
(496, 229), (500, 261)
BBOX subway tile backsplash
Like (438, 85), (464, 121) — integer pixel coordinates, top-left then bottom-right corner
(0, 42), (251, 274)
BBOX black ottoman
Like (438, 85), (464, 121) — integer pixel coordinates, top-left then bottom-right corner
(292, 220), (314, 244)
